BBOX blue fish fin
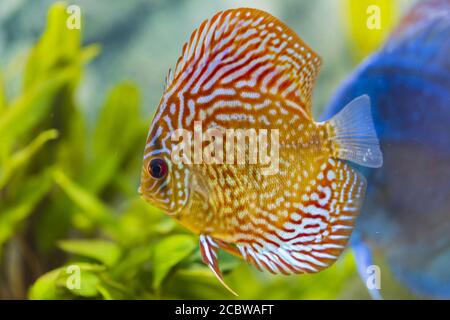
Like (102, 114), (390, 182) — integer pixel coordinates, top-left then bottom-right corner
(351, 234), (383, 300)
(325, 95), (383, 169)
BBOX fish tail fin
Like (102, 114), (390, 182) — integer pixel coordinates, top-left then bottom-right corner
(326, 95), (383, 168)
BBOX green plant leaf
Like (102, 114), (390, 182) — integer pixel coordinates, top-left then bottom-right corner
(0, 129), (59, 188)
(0, 66), (78, 145)
(0, 82), (8, 166)
(81, 82), (144, 194)
(24, 3), (98, 89)
(28, 268), (63, 300)
(59, 263), (107, 298)
(0, 1), (98, 152)
(94, 82), (141, 157)
(29, 263), (106, 299)
(152, 235), (196, 289)
(116, 198), (174, 244)
(52, 169), (118, 234)
(97, 284), (114, 300)
(112, 245), (154, 279)
(58, 239), (121, 267)
(0, 170), (53, 251)
(66, 271), (100, 298)
(0, 69), (5, 115)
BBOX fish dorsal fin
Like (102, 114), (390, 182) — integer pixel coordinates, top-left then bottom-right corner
(168, 8), (322, 118)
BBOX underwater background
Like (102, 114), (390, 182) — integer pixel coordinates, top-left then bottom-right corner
(1, 0), (448, 300)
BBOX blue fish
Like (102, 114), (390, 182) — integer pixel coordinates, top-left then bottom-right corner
(321, 0), (450, 298)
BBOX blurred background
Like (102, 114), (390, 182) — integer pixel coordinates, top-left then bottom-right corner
(0, 0), (430, 299)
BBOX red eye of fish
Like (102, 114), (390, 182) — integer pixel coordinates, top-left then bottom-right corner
(148, 158), (168, 179)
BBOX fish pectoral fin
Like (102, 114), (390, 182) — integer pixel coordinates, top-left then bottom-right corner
(326, 95), (383, 168)
(199, 234), (238, 296)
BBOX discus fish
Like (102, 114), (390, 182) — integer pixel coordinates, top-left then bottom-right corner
(323, 0), (450, 298)
(140, 8), (382, 295)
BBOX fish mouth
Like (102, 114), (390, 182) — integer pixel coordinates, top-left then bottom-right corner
(138, 185), (180, 217)
(138, 173), (199, 218)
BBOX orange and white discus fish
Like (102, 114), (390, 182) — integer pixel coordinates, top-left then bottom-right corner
(140, 8), (382, 295)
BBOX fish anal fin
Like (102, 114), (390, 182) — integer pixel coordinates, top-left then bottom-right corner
(214, 238), (244, 259)
(199, 234), (238, 296)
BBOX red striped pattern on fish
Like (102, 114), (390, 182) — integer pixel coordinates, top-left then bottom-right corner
(140, 8), (382, 295)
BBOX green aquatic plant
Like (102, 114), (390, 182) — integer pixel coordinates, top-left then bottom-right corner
(0, 3), (360, 300)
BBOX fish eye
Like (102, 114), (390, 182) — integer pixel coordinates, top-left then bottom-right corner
(148, 158), (168, 179)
